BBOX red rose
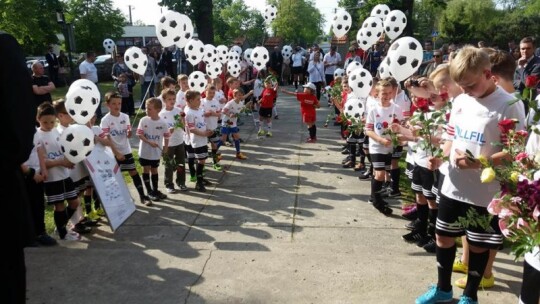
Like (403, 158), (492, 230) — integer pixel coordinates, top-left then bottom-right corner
(343, 130), (350, 137)
(445, 113), (451, 122)
(347, 120), (352, 126)
(382, 121), (389, 129)
(180, 112), (186, 117)
(392, 118), (400, 124)
(498, 119), (516, 134)
(515, 130), (528, 138)
(525, 75), (539, 88)
(416, 97), (430, 113)
(439, 92), (449, 101)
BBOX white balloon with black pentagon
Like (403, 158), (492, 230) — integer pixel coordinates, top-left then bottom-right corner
(370, 4), (390, 21)
(65, 79), (101, 124)
(185, 39), (205, 66)
(156, 11), (184, 47)
(346, 60), (362, 76)
(384, 10), (407, 40)
(281, 45), (293, 59)
(216, 45), (229, 64)
(348, 67), (373, 99)
(334, 68), (345, 79)
(243, 48), (253, 65)
(231, 45), (242, 56)
(206, 62), (223, 79)
(227, 50), (240, 62)
(203, 44), (218, 65)
(387, 36), (423, 81)
(344, 98), (365, 120)
(103, 38), (115, 54)
(356, 27), (377, 51)
(251, 46), (269, 70)
(378, 58), (392, 78)
(332, 10), (352, 39)
(264, 5), (277, 23)
(59, 124), (95, 164)
(124, 46), (147, 75)
(362, 16), (384, 40)
(227, 60), (241, 78)
(188, 71), (208, 93)
(175, 13), (195, 48)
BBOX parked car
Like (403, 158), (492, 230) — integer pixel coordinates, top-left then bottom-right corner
(93, 54), (113, 81)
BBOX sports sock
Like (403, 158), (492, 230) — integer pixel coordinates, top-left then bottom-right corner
(436, 244), (457, 292)
(390, 168), (401, 192)
(371, 178), (384, 205)
(131, 173), (145, 197)
(84, 195), (92, 214)
(151, 174), (159, 193)
(428, 208), (438, 237)
(212, 149), (218, 164)
(196, 163), (204, 183)
(234, 139), (240, 153)
(417, 203), (429, 233)
(463, 250), (489, 301)
(93, 189), (101, 210)
(54, 210), (68, 238)
(188, 158), (196, 178)
(142, 173), (152, 194)
(349, 142), (356, 165)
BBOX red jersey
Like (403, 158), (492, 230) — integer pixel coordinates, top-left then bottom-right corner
(260, 88), (277, 109)
(297, 92), (319, 115)
(227, 89), (234, 101)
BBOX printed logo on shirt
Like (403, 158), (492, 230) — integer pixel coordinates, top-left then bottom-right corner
(110, 129), (128, 136)
(454, 125), (486, 145)
(145, 133), (161, 141)
(48, 151), (63, 159)
(156, 126), (164, 130)
(120, 120), (126, 124)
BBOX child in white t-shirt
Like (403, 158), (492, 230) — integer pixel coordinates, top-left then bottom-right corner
(202, 85), (223, 171)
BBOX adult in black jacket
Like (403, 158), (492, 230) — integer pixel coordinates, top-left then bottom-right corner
(513, 36), (540, 95)
(45, 45), (59, 86)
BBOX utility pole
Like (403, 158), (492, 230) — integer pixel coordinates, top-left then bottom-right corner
(128, 5), (135, 25)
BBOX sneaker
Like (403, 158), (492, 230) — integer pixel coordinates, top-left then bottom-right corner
(73, 223), (92, 234)
(423, 238), (436, 253)
(416, 235), (434, 247)
(405, 219), (421, 230)
(154, 190), (167, 200)
(380, 188), (390, 198)
(213, 163), (223, 171)
(178, 185), (188, 191)
(358, 170), (372, 180)
(202, 178), (212, 185)
(306, 137), (317, 143)
(373, 202), (393, 216)
(342, 155), (351, 164)
(257, 130), (266, 136)
(341, 148), (350, 155)
(166, 187), (177, 194)
(190, 175), (197, 182)
(415, 284), (453, 304)
(140, 195), (153, 206)
(266, 131), (272, 137)
(236, 152), (248, 159)
(457, 295), (478, 304)
(402, 230), (426, 243)
(452, 258), (468, 274)
(455, 274), (495, 289)
(62, 231), (82, 241)
(195, 182), (206, 192)
(147, 192), (160, 201)
(36, 234), (58, 246)
(388, 190), (402, 198)
(79, 217), (99, 227)
(274, 115), (279, 119)
(402, 206), (418, 220)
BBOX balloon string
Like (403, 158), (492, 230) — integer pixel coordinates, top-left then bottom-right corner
(130, 71), (157, 131)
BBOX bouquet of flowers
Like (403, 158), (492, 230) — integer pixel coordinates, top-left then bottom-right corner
(174, 112), (186, 130)
(408, 96), (451, 158)
(339, 112), (364, 137)
(381, 118), (401, 148)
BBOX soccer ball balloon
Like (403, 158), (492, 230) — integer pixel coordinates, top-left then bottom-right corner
(346, 61), (362, 76)
(334, 68), (345, 79)
(59, 124), (95, 164)
(227, 50), (240, 62)
(348, 68), (373, 99)
(378, 59), (393, 78)
(264, 5), (277, 23)
(243, 48), (253, 65)
(387, 36), (423, 81)
(384, 10), (407, 40)
(216, 45), (229, 64)
(332, 10), (352, 39)
(371, 4), (390, 21)
(188, 71), (208, 93)
(156, 11), (185, 48)
(251, 46), (269, 70)
(185, 39), (205, 66)
(344, 98), (365, 120)
(124, 46), (147, 75)
(227, 60), (241, 78)
(103, 38), (115, 54)
(206, 62), (223, 79)
(231, 45), (242, 56)
(203, 44), (218, 65)
(66, 79), (101, 125)
(281, 45), (293, 59)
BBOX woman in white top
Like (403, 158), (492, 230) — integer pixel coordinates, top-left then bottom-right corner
(307, 51), (325, 100)
(291, 47), (305, 91)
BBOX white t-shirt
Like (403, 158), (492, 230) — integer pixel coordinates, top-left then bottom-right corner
(323, 52), (342, 75)
(291, 53), (304, 68)
(221, 99), (244, 128)
(34, 128), (69, 182)
(253, 79), (264, 99)
(159, 107), (185, 147)
(136, 116), (170, 160)
(366, 103), (404, 154)
(23, 144), (41, 172)
(307, 61), (325, 83)
(100, 112), (132, 155)
(393, 90), (412, 118)
(79, 60), (98, 83)
(365, 96), (379, 118)
(92, 125), (107, 149)
(185, 107), (208, 148)
(202, 97), (222, 130)
(216, 89), (226, 104)
(441, 87), (525, 207)
(175, 90), (187, 110)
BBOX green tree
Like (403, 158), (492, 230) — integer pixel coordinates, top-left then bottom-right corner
(270, 0), (323, 46)
(0, 0), (63, 55)
(65, 0), (125, 53)
(413, 0), (446, 41)
(158, 0), (214, 44)
(219, 0), (265, 45)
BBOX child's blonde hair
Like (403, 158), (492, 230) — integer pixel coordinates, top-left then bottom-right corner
(226, 77), (239, 85)
(105, 91), (121, 104)
(449, 45), (490, 83)
(145, 97), (163, 110)
(185, 90), (201, 102)
(177, 74), (188, 82)
(429, 64), (450, 90)
(161, 88), (176, 99)
(376, 78), (393, 90)
(52, 99), (67, 114)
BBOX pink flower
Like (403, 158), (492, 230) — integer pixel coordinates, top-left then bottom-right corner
(533, 206), (540, 221)
(487, 198), (503, 215)
(515, 152), (529, 162)
(499, 219), (513, 237)
(516, 218), (530, 230)
(499, 207), (516, 219)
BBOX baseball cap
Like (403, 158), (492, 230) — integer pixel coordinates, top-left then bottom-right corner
(303, 82), (316, 91)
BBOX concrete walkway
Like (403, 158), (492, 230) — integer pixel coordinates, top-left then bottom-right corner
(25, 88), (523, 304)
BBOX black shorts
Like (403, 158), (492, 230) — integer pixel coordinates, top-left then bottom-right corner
(346, 132), (364, 144)
(411, 165), (436, 200)
(139, 158), (160, 168)
(259, 107), (273, 118)
(186, 145), (208, 160)
(436, 194), (503, 250)
(434, 171), (445, 204)
(405, 162), (414, 180)
(72, 176), (90, 193)
(208, 129), (221, 143)
(44, 178), (78, 204)
(362, 136), (370, 149)
(292, 66), (303, 75)
(370, 153), (391, 171)
(118, 153), (137, 171)
(391, 145), (404, 159)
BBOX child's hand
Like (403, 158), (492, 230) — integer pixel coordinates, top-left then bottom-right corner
(62, 158), (74, 169)
(453, 149), (480, 170)
(150, 142), (159, 148)
(205, 130), (214, 137)
(127, 130), (132, 138)
(427, 156), (442, 171)
(115, 152), (125, 161)
(33, 172), (45, 183)
(379, 138), (392, 147)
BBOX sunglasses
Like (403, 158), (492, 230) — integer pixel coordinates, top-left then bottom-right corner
(434, 55), (441, 57)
